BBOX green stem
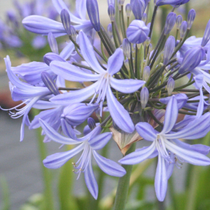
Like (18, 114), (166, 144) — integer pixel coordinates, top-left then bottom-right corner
(32, 109), (55, 210)
(112, 143), (136, 210)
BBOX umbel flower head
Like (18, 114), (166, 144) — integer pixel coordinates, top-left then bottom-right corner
(3, 0), (210, 203)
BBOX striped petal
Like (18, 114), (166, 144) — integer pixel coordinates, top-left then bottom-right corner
(119, 143), (157, 165)
(106, 85), (134, 133)
(165, 140), (210, 166)
(79, 31), (105, 74)
(107, 48), (124, 75)
(155, 155), (168, 202)
(110, 77), (145, 93)
(50, 60), (100, 82)
(39, 119), (80, 145)
(136, 122), (157, 141)
(93, 151), (126, 177)
(84, 163), (98, 199)
(43, 144), (84, 169)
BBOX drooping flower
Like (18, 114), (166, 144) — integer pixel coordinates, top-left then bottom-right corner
(119, 96), (210, 201)
(39, 119), (126, 199)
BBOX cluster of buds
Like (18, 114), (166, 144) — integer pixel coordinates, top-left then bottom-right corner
(3, 0), (210, 202)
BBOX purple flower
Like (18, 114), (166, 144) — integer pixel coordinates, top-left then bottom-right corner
(39, 119), (126, 199)
(119, 96), (210, 201)
(50, 31), (145, 133)
(126, 20), (150, 44)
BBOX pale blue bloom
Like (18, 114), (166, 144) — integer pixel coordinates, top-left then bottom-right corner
(39, 119), (126, 199)
(50, 31), (145, 133)
(119, 96), (210, 201)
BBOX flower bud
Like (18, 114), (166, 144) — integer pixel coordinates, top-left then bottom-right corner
(122, 38), (131, 59)
(142, 13), (147, 23)
(62, 103), (98, 126)
(41, 71), (59, 95)
(48, 32), (58, 54)
(164, 12), (176, 35)
(60, 9), (71, 35)
(176, 15), (183, 29)
(201, 20), (210, 47)
(125, 4), (132, 17)
(118, 0), (125, 5)
(143, 66), (150, 81)
(187, 9), (196, 29)
(140, 87), (149, 109)
(167, 77), (175, 95)
(180, 21), (187, 39)
(87, 117), (96, 130)
(126, 20), (150, 44)
(130, 0), (145, 20)
(179, 46), (205, 74)
(107, 23), (113, 37)
(163, 35), (175, 65)
(69, 26), (77, 41)
(108, 5), (115, 21)
(87, 0), (101, 32)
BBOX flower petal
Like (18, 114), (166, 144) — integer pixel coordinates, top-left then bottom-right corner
(110, 77), (145, 93)
(106, 86), (134, 133)
(93, 151), (126, 177)
(50, 81), (99, 105)
(59, 41), (75, 60)
(119, 143), (157, 165)
(107, 48), (124, 75)
(135, 122), (157, 141)
(39, 119), (80, 144)
(165, 140), (210, 166)
(50, 61), (100, 82)
(84, 163), (98, 199)
(43, 144), (84, 169)
(89, 132), (112, 150)
(155, 155), (168, 202)
(79, 31), (105, 74)
(165, 112), (210, 139)
(161, 96), (178, 134)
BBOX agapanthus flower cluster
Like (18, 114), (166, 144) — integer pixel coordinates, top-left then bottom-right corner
(0, 0), (57, 55)
(3, 0), (210, 202)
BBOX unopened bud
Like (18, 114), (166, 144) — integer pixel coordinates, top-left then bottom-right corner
(107, 23), (113, 37)
(87, 0), (101, 32)
(143, 66), (150, 81)
(122, 38), (131, 59)
(164, 12), (176, 35)
(60, 9), (71, 35)
(142, 13), (147, 23)
(108, 5), (115, 21)
(163, 35), (175, 65)
(167, 77), (175, 95)
(87, 117), (96, 130)
(125, 4), (132, 17)
(187, 9), (196, 29)
(130, 0), (145, 20)
(180, 21), (187, 39)
(118, 0), (125, 5)
(201, 20), (210, 47)
(41, 71), (59, 95)
(179, 46), (205, 74)
(48, 32), (58, 54)
(140, 87), (149, 109)
(176, 15), (183, 29)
